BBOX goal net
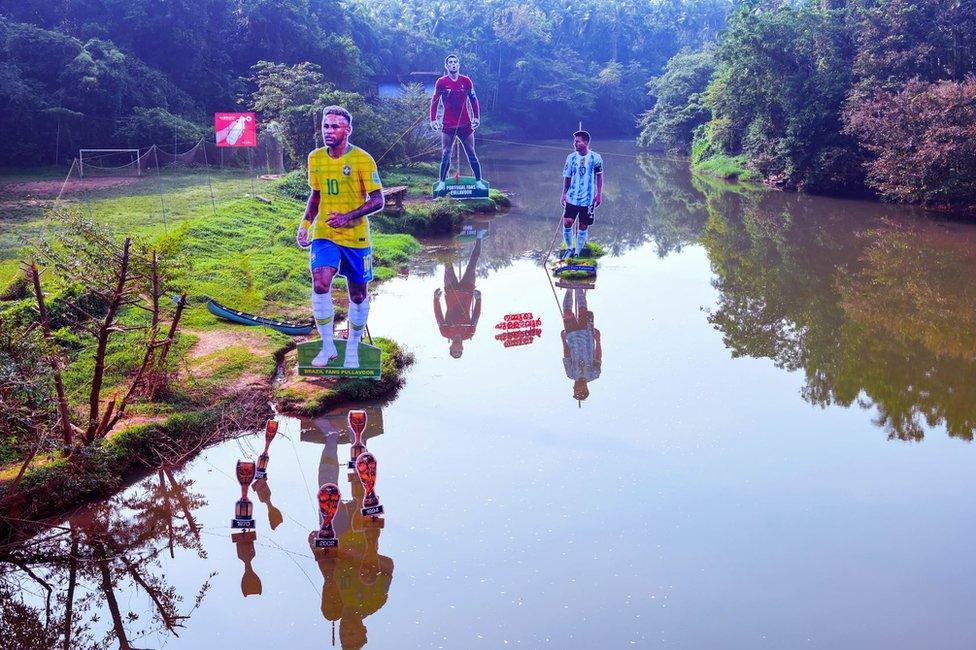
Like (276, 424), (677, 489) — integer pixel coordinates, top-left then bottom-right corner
(79, 149), (143, 177)
(54, 131), (288, 233)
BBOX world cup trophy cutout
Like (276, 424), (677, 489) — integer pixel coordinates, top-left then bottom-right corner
(232, 460), (257, 530)
(356, 452), (384, 517)
(347, 409), (368, 470)
(255, 419), (279, 480)
(315, 483), (341, 549)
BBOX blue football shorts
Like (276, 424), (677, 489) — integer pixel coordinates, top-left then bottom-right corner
(309, 239), (373, 284)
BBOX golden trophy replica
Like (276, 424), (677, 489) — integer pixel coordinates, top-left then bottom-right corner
(255, 419), (278, 480)
(315, 483), (342, 549)
(347, 409), (368, 470)
(232, 460), (257, 530)
(356, 452), (384, 517)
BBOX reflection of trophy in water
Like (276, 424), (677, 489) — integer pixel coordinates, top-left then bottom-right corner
(255, 419), (278, 480)
(232, 461), (257, 530)
(356, 453), (384, 517)
(252, 476), (283, 530)
(315, 483), (341, 548)
(232, 529), (262, 596)
(347, 410), (368, 470)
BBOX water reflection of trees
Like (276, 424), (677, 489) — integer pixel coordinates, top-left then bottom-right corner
(0, 468), (211, 648)
(636, 154), (709, 257)
(462, 142), (708, 269)
(697, 183), (976, 441)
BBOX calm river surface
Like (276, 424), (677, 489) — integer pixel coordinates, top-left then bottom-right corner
(7, 141), (976, 648)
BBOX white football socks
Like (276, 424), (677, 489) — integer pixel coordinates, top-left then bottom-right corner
(311, 290), (335, 345)
(347, 297), (370, 344)
(577, 228), (589, 254)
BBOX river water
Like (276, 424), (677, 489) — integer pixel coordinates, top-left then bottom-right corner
(5, 141), (976, 649)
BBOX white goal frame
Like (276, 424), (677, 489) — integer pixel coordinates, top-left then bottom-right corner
(79, 149), (142, 178)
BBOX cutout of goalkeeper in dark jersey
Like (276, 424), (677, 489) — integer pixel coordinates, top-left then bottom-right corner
(430, 54), (486, 194)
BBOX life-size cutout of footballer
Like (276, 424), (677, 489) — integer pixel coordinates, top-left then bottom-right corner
(297, 106), (384, 369)
(560, 130), (604, 259)
(430, 54), (487, 194)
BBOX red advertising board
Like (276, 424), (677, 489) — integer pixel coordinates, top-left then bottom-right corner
(214, 112), (257, 147)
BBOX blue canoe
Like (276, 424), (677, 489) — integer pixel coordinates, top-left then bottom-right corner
(206, 299), (314, 336)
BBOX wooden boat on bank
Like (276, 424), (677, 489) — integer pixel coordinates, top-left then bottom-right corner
(206, 298), (313, 336)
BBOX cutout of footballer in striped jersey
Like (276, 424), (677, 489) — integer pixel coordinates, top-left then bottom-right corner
(560, 130), (604, 259)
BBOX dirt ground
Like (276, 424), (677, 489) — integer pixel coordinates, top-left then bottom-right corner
(0, 176), (140, 199)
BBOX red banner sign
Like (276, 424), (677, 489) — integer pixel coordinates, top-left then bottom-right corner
(214, 112), (257, 147)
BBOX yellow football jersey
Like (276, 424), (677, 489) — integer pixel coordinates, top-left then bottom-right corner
(307, 145), (382, 248)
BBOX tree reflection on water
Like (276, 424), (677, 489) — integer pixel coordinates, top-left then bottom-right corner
(689, 179), (976, 441)
(0, 468), (211, 649)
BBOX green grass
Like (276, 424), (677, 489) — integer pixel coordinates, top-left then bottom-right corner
(273, 165), (509, 237)
(692, 153), (760, 182)
(0, 260), (20, 290)
(61, 327), (194, 400)
(0, 408), (225, 528)
(275, 337), (413, 416)
(380, 162), (440, 197)
(0, 167), (429, 520)
(557, 269), (597, 280)
(551, 241), (603, 280)
(0, 166), (69, 186)
(273, 162), (439, 201)
(1, 167), (425, 437)
(157, 196), (422, 323)
(0, 169), (263, 273)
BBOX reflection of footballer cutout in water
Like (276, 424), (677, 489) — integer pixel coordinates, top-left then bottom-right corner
(561, 287), (602, 402)
(312, 472), (394, 650)
(233, 530), (262, 596)
(252, 476), (284, 530)
(430, 54), (486, 193)
(560, 130), (604, 259)
(434, 238), (482, 358)
(297, 106), (384, 370)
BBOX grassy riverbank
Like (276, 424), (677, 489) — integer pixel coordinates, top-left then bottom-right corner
(0, 161), (501, 524)
(692, 153), (760, 182)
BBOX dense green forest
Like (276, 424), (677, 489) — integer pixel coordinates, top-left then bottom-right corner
(639, 0), (976, 208)
(2, 0), (974, 209)
(0, 0), (729, 167)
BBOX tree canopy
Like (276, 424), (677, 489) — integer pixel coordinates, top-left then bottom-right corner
(639, 0), (976, 208)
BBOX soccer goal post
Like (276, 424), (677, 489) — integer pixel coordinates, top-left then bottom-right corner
(79, 149), (142, 178)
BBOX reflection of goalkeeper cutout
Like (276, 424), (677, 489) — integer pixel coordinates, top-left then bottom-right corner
(561, 287), (602, 403)
(430, 54), (489, 198)
(434, 237), (483, 358)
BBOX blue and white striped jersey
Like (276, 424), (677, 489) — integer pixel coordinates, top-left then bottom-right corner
(563, 151), (604, 207)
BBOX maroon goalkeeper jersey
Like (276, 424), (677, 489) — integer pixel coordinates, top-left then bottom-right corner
(429, 74), (480, 130)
